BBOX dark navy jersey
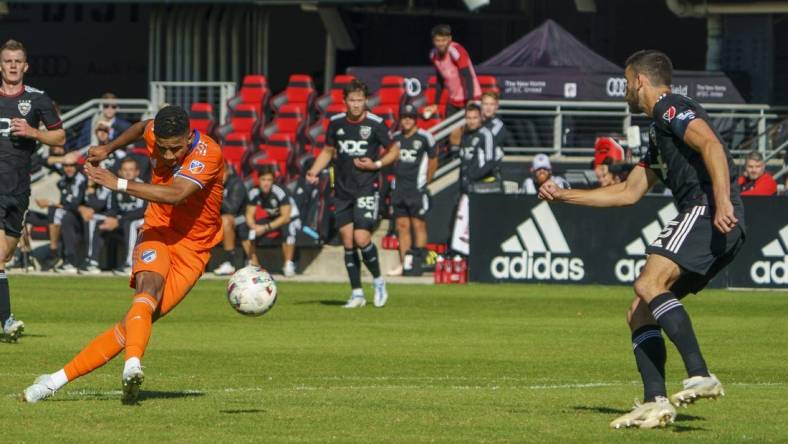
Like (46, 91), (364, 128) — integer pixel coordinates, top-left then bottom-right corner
(483, 116), (510, 148)
(0, 85), (61, 195)
(248, 184), (300, 223)
(57, 172), (87, 212)
(458, 125), (503, 193)
(112, 178), (147, 220)
(221, 173), (248, 217)
(639, 93), (744, 214)
(325, 112), (391, 199)
(392, 129), (436, 193)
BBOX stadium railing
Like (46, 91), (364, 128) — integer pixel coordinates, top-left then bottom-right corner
(150, 81), (237, 124)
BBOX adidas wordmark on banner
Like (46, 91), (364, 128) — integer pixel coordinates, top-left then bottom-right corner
(750, 224), (788, 285)
(491, 201), (585, 281)
(614, 203), (678, 282)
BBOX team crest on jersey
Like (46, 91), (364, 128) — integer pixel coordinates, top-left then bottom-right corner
(17, 100), (31, 116)
(662, 106), (676, 122)
(360, 126), (371, 140)
(413, 140), (423, 150)
(141, 249), (157, 264)
(188, 160), (205, 174)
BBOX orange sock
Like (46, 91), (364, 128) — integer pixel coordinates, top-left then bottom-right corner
(64, 323), (126, 381)
(124, 293), (158, 360)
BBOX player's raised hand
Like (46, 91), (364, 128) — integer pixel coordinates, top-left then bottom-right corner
(713, 198), (738, 234)
(538, 180), (562, 201)
(84, 162), (119, 191)
(86, 145), (111, 165)
(10, 118), (37, 138)
(353, 157), (378, 171)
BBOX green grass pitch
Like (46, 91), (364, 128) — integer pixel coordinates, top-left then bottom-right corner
(1, 275), (787, 443)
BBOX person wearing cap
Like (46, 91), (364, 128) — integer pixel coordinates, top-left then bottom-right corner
(388, 104), (438, 276)
(522, 153), (569, 194)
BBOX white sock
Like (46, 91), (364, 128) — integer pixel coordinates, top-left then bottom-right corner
(352, 288), (364, 298)
(124, 357), (141, 374)
(50, 369), (68, 390)
(373, 277), (385, 286)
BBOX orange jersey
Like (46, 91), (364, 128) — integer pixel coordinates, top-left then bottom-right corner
(142, 121), (224, 250)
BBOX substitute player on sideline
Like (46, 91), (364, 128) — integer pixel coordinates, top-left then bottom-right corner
(23, 106), (224, 404)
(539, 50), (745, 429)
(306, 79), (399, 308)
(0, 40), (65, 342)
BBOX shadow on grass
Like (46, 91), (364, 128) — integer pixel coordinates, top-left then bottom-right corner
(292, 300), (346, 306)
(53, 390), (205, 402)
(220, 409), (266, 414)
(572, 406), (629, 415)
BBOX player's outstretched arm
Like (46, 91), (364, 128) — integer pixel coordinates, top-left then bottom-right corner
(682, 119), (737, 233)
(306, 146), (335, 184)
(539, 165), (656, 208)
(87, 119), (149, 164)
(85, 162), (199, 206)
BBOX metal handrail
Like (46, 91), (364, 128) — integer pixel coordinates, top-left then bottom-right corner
(60, 98), (153, 128)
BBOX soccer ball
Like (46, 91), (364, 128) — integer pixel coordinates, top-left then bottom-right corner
(226, 266), (278, 316)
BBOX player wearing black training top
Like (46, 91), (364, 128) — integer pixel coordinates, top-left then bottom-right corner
(306, 79), (400, 308)
(389, 104), (437, 276)
(540, 50), (745, 430)
(0, 40), (65, 341)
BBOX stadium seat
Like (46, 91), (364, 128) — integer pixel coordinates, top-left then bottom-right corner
(227, 74), (270, 120)
(316, 74), (355, 113)
(306, 103), (346, 153)
(369, 76), (406, 119)
(261, 103), (306, 150)
(221, 132), (254, 176)
(189, 103), (216, 137)
(252, 133), (294, 179)
(270, 74), (317, 119)
(218, 103), (259, 141)
(418, 76), (448, 118)
(478, 75), (500, 94)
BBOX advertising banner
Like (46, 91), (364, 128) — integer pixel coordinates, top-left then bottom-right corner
(468, 195), (786, 289)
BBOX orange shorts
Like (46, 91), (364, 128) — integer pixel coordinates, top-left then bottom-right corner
(129, 228), (212, 317)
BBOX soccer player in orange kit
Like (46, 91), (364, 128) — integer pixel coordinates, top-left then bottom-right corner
(22, 106), (224, 404)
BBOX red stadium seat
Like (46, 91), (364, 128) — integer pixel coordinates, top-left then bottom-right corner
(221, 132), (253, 176)
(261, 103), (306, 147)
(307, 103), (347, 152)
(369, 76), (406, 118)
(252, 133), (294, 178)
(270, 74), (317, 118)
(227, 74), (270, 119)
(218, 103), (259, 141)
(189, 103), (216, 136)
(316, 74), (355, 113)
(478, 75), (500, 94)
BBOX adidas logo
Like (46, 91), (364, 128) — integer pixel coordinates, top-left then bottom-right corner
(750, 224), (788, 285)
(337, 128), (345, 136)
(491, 201), (584, 281)
(615, 203), (678, 282)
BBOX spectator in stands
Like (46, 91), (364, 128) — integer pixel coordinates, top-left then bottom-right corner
(35, 162), (86, 273)
(425, 24), (480, 149)
(71, 92), (131, 149)
(481, 91), (512, 148)
(738, 151), (777, 196)
(111, 157), (147, 273)
(213, 163), (249, 276)
(451, 103), (503, 256)
(93, 119), (128, 173)
(522, 154), (569, 194)
(244, 167), (300, 277)
(81, 178), (116, 274)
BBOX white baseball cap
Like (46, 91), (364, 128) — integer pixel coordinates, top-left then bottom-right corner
(531, 154), (552, 171)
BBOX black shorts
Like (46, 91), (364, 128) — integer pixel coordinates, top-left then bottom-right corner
(392, 190), (430, 220)
(647, 205), (745, 297)
(0, 194), (30, 237)
(334, 193), (379, 232)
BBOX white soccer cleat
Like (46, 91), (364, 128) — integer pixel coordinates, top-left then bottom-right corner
(343, 295), (367, 309)
(3, 314), (25, 342)
(610, 396), (676, 429)
(57, 263), (79, 275)
(121, 362), (145, 405)
(373, 278), (388, 308)
(283, 261), (296, 277)
(213, 261), (236, 276)
(670, 373), (725, 407)
(22, 374), (57, 403)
